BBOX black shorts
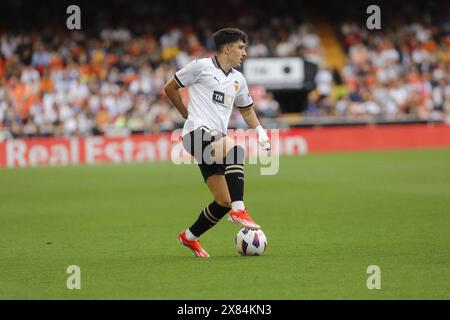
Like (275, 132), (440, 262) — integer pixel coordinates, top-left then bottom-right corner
(182, 126), (226, 183)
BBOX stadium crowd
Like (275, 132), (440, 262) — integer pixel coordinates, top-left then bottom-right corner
(0, 1), (449, 139)
(310, 13), (450, 120)
(0, 18), (321, 139)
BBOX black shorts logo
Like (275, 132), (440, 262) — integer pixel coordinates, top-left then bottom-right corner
(212, 91), (225, 104)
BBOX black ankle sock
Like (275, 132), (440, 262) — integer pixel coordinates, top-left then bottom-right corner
(189, 201), (230, 237)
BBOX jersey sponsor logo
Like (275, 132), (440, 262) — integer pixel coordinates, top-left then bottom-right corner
(212, 91), (225, 104)
(212, 91), (234, 108)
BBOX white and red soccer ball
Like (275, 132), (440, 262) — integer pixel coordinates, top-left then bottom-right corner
(235, 228), (268, 256)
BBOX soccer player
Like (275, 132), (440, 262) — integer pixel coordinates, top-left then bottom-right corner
(164, 28), (271, 257)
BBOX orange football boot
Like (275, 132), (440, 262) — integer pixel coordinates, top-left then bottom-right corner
(227, 208), (260, 230)
(177, 231), (210, 257)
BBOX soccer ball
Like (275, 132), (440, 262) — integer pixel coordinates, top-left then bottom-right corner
(235, 228), (267, 256)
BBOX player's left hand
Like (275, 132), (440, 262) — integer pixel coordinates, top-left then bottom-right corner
(256, 125), (271, 151)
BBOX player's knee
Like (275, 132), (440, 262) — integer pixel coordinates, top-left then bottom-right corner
(225, 145), (245, 165)
(222, 136), (235, 155)
(212, 137), (234, 159)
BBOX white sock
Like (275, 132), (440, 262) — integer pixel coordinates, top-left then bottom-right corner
(185, 229), (198, 241)
(231, 201), (245, 211)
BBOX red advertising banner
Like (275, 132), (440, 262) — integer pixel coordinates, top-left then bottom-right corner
(0, 137), (79, 168)
(289, 123), (450, 153)
(0, 134), (175, 168)
(1, 124), (450, 168)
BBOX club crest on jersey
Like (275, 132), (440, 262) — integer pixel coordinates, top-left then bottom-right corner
(234, 81), (239, 92)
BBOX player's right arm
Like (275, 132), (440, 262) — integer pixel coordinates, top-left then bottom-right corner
(164, 59), (202, 120)
(164, 78), (188, 119)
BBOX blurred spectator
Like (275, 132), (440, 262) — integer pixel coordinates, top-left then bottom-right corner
(315, 68), (333, 97)
(254, 92), (281, 118)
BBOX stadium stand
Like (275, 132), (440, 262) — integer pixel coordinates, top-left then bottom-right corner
(0, 0), (449, 140)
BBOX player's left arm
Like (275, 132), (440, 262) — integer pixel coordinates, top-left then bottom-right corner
(238, 106), (259, 129)
(235, 75), (270, 150)
(239, 106), (270, 150)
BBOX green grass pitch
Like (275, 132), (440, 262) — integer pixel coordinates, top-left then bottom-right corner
(1, 148), (449, 299)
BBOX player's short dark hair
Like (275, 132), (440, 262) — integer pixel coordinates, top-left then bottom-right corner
(213, 28), (248, 52)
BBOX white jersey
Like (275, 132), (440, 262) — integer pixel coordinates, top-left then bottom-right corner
(174, 56), (253, 136)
